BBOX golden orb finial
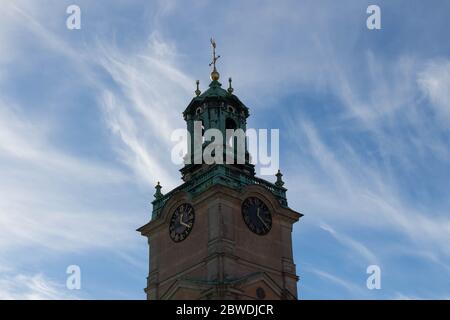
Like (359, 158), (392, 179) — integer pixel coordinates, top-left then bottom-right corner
(211, 70), (220, 81)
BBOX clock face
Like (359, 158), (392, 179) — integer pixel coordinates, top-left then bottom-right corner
(242, 197), (272, 235)
(169, 203), (195, 242)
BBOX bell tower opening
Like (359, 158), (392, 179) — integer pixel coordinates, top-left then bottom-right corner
(225, 117), (237, 146)
(226, 117), (237, 130)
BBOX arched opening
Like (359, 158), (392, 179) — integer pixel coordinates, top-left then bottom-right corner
(225, 118), (237, 130)
(201, 120), (205, 143)
(226, 118), (237, 146)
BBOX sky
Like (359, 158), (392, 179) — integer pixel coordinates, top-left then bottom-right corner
(0, 0), (449, 299)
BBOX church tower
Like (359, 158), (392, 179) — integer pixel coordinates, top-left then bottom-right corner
(138, 40), (302, 300)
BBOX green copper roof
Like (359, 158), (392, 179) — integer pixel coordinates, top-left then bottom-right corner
(198, 80), (229, 98)
(184, 80), (249, 116)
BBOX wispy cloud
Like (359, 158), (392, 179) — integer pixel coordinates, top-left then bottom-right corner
(0, 268), (82, 300)
(288, 113), (450, 256)
(418, 59), (450, 125)
(96, 33), (193, 188)
(1, 0), (449, 299)
(0, 1), (153, 299)
(319, 223), (378, 265)
(286, 51), (450, 298)
(308, 268), (366, 298)
(0, 100), (138, 253)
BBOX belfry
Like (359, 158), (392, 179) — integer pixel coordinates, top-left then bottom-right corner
(138, 40), (302, 300)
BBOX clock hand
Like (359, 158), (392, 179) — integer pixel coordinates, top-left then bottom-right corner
(256, 208), (269, 229)
(179, 212), (191, 228)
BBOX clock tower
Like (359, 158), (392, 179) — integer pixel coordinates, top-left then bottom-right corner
(138, 40), (302, 300)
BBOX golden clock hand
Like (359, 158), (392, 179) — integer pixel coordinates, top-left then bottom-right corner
(257, 208), (269, 229)
(179, 212), (191, 228)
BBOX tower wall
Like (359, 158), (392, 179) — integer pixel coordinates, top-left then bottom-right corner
(139, 184), (300, 300)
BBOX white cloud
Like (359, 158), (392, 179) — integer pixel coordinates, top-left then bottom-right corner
(101, 90), (178, 188)
(0, 0), (449, 299)
(0, 3), (188, 300)
(418, 59), (450, 124)
(319, 223), (378, 265)
(96, 32), (195, 189)
(0, 268), (81, 300)
(308, 268), (366, 297)
(289, 118), (450, 250)
(0, 100), (140, 253)
(0, 1), (189, 259)
(282, 51), (450, 300)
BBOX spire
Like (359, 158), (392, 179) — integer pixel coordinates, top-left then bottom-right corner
(209, 38), (221, 81)
(275, 170), (285, 187)
(183, 39), (249, 119)
(227, 77), (234, 94)
(195, 80), (201, 96)
(154, 181), (163, 199)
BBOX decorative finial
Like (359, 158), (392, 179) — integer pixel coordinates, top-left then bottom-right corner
(227, 77), (234, 94)
(275, 170), (285, 187)
(195, 80), (201, 96)
(209, 38), (221, 81)
(154, 181), (163, 199)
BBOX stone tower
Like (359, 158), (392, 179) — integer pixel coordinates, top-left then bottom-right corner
(138, 40), (302, 300)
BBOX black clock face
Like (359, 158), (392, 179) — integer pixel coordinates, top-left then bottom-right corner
(242, 197), (272, 235)
(169, 203), (195, 242)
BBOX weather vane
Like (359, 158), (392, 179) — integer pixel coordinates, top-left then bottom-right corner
(209, 38), (221, 81)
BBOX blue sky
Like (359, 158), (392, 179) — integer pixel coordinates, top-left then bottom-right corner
(0, 0), (449, 299)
